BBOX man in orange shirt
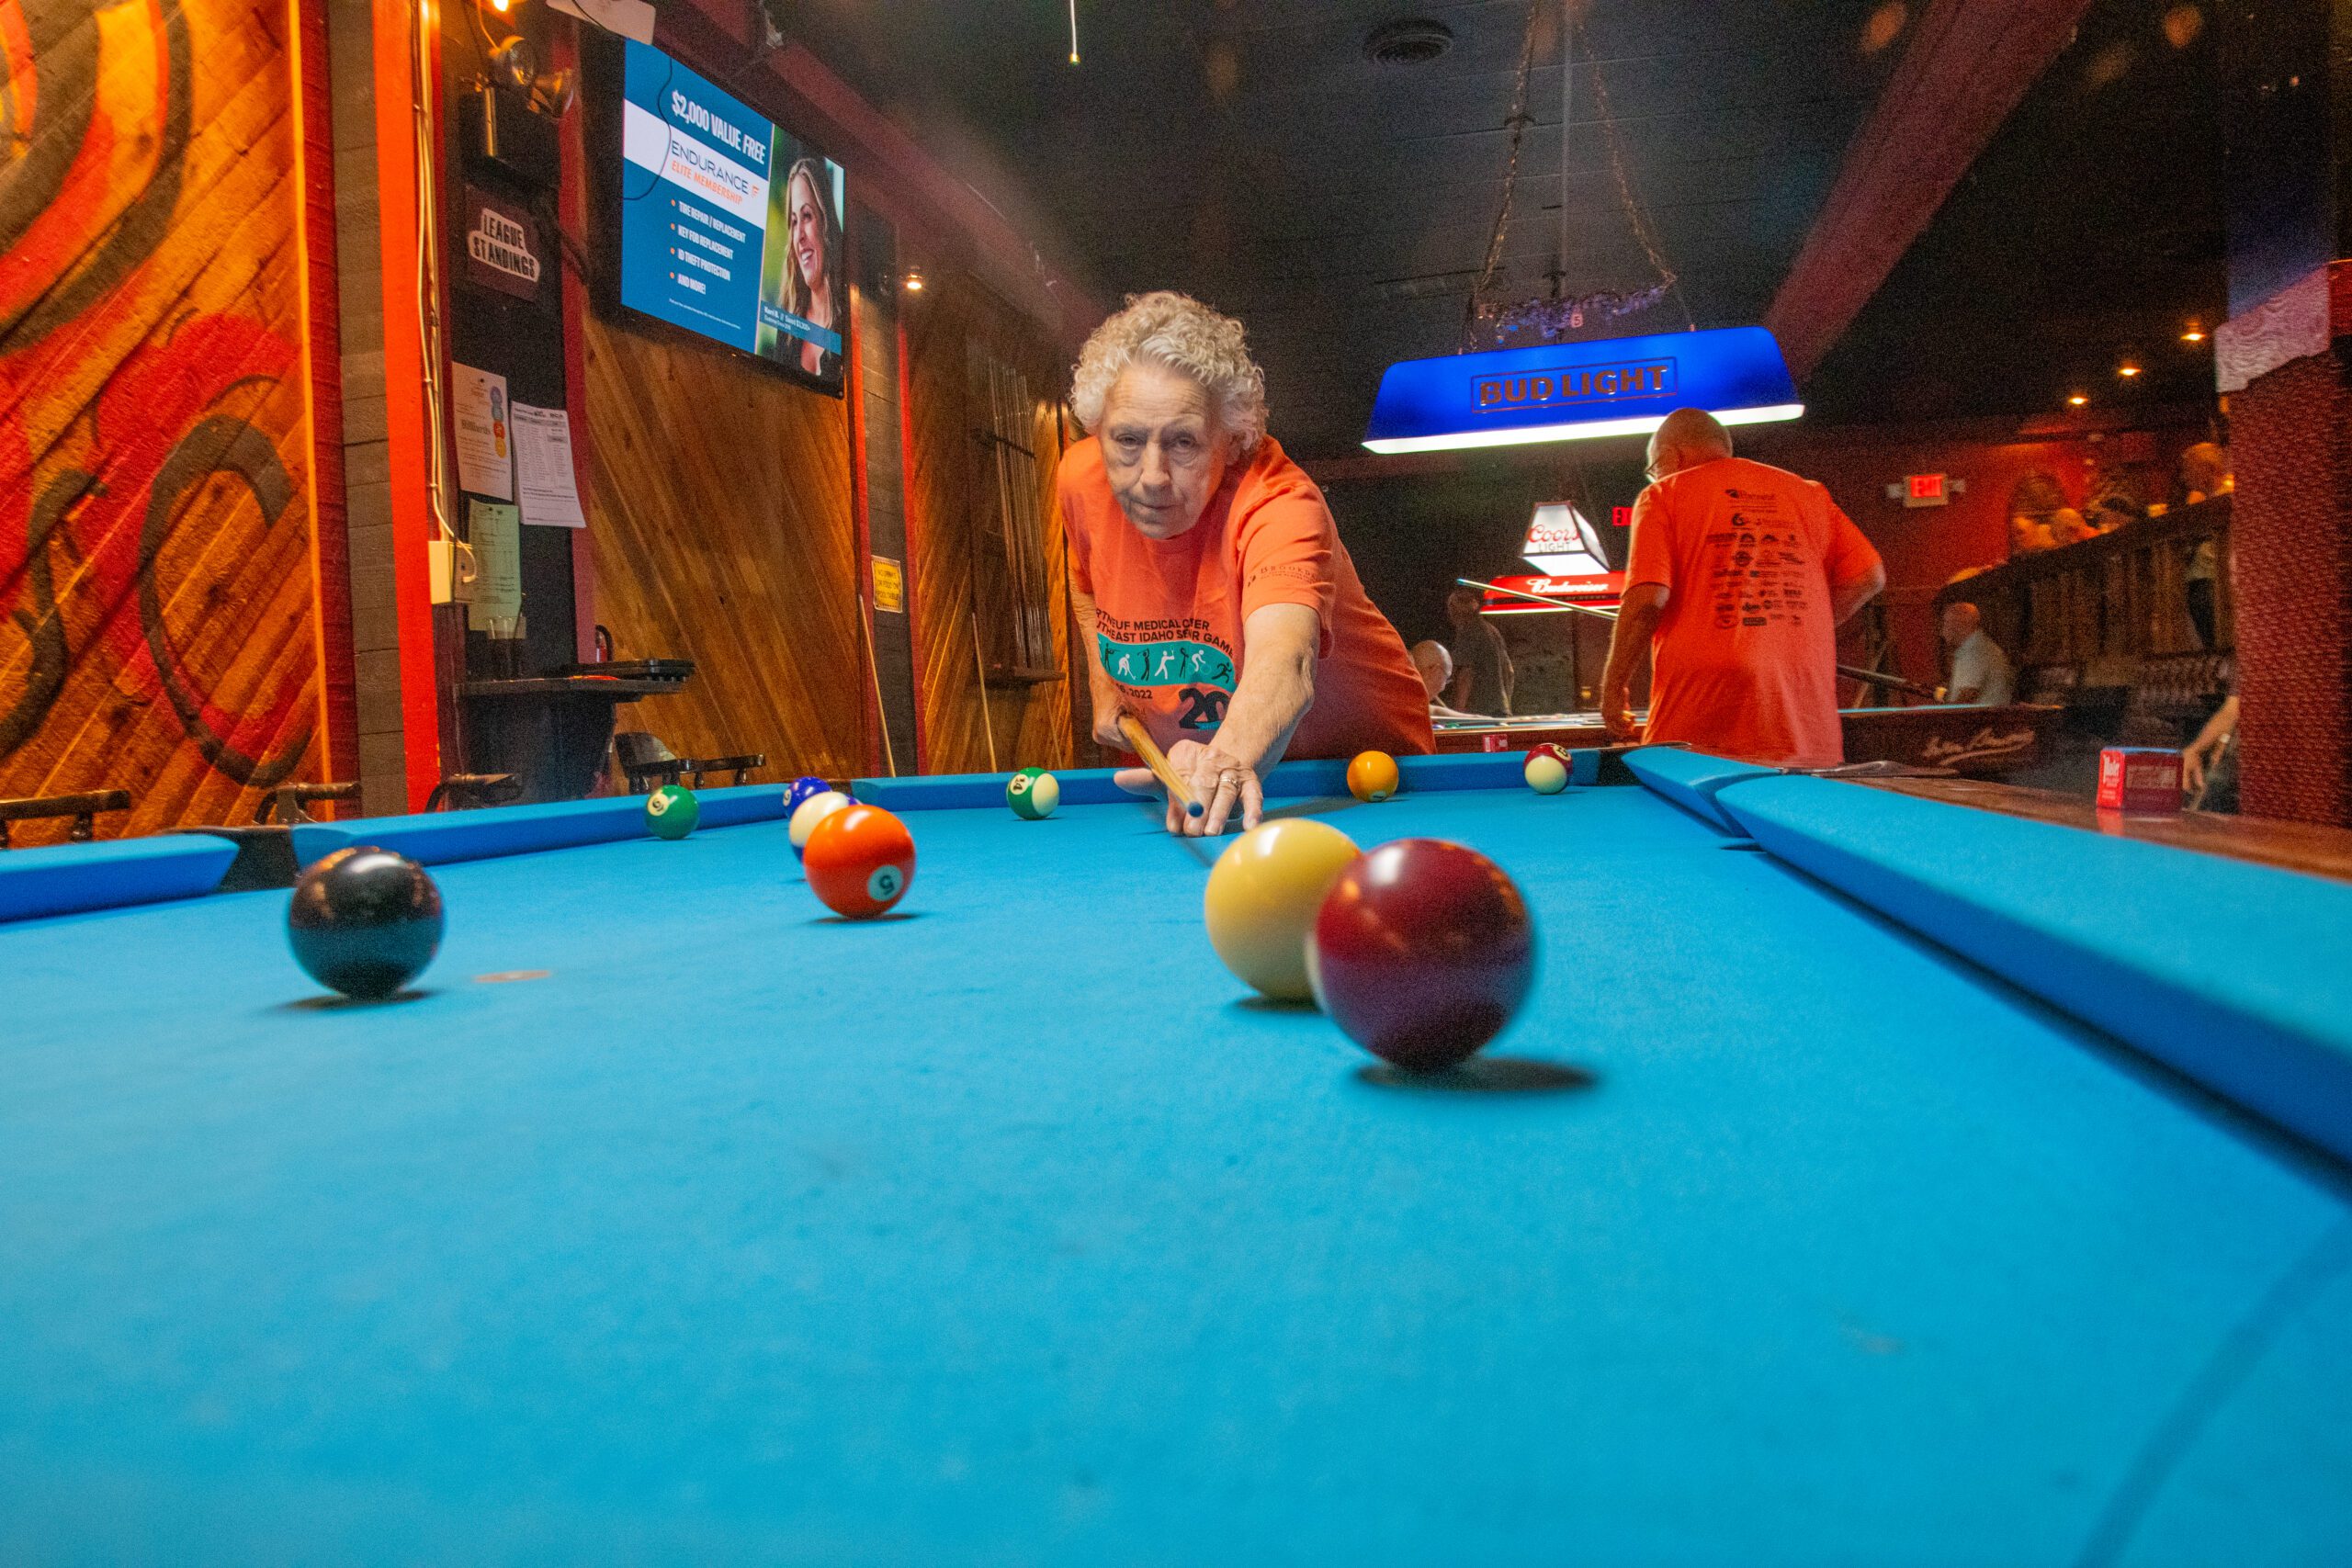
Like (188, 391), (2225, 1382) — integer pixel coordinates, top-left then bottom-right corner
(1061, 292), (1431, 836)
(1600, 409), (1885, 768)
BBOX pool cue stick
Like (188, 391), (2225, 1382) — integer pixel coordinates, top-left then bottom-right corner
(969, 610), (1001, 773)
(1116, 713), (1204, 818)
(856, 585), (899, 777)
(1457, 578), (1937, 701)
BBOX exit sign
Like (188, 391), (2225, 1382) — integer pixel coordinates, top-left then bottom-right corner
(1884, 473), (1965, 508)
(1611, 505), (1633, 527)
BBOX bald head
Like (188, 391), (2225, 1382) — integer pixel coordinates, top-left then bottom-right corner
(1645, 408), (1733, 483)
(1940, 601), (1983, 646)
(1409, 639), (1453, 700)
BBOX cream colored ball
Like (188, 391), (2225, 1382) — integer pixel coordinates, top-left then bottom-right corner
(1203, 818), (1363, 1000)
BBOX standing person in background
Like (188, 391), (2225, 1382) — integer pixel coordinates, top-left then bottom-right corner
(1444, 585), (1514, 716)
(2179, 442), (2233, 649)
(1939, 602), (2015, 706)
(1600, 409), (1886, 768)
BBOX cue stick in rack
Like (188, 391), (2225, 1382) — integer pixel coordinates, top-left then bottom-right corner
(1116, 713), (1204, 818)
(969, 610), (1001, 773)
(857, 585), (899, 777)
(1455, 578), (1940, 702)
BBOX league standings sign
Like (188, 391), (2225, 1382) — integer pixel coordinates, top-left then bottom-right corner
(617, 39), (849, 391)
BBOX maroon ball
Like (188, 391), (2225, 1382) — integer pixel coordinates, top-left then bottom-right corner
(1307, 839), (1536, 1071)
(1527, 741), (1575, 766)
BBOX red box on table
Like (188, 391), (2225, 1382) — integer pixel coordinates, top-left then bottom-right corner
(2097, 747), (2183, 814)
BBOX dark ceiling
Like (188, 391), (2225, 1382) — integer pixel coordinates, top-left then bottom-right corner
(786, 0), (2227, 452)
(1807, 0), (2228, 426)
(789, 0), (1905, 456)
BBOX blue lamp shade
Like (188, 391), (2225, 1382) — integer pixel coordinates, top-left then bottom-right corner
(1363, 326), (1804, 455)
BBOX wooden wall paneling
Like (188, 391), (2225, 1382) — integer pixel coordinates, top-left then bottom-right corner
(582, 313), (865, 782)
(901, 272), (1075, 776)
(0, 0), (334, 843)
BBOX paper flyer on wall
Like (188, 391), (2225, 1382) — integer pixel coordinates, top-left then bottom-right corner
(465, 500), (524, 632)
(513, 402), (587, 528)
(451, 362), (513, 501)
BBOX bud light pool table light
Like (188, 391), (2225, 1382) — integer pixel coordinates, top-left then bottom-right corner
(1362, 325), (1804, 455)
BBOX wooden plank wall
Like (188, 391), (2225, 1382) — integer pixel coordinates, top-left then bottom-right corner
(902, 272), (1076, 774)
(0, 0), (334, 843)
(581, 312), (865, 780)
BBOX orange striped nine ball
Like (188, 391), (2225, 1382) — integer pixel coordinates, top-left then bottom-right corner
(802, 803), (917, 919)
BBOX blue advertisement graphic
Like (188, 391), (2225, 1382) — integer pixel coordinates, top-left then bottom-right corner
(616, 40), (846, 384)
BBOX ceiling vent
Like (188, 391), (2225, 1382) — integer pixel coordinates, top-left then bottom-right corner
(1363, 18), (1453, 67)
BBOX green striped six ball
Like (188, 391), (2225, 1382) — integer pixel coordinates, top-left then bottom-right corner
(1007, 767), (1060, 820)
(645, 784), (699, 840)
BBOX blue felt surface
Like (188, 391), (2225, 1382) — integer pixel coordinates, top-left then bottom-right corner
(0, 835), (235, 924)
(3, 784), (2349, 1563)
(1622, 746), (1777, 832)
(1718, 775), (2352, 1168)
(289, 784), (791, 869)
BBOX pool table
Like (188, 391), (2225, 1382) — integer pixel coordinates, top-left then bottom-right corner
(4, 750), (2349, 1564)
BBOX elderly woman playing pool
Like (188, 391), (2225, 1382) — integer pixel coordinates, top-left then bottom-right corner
(1061, 292), (1431, 837)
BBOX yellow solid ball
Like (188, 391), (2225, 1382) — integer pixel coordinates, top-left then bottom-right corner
(1204, 818), (1363, 1000)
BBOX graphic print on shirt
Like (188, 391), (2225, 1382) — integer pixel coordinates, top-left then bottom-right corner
(1097, 618), (1238, 732)
(1707, 486), (1809, 633)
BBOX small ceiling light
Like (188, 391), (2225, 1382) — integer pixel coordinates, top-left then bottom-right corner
(2067, 393), (2089, 407)
(901, 266), (926, 294)
(2118, 363), (2142, 378)
(489, 0), (511, 12)
(2181, 321), (2207, 344)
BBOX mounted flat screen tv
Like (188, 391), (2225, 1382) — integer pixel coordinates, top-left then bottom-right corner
(613, 38), (848, 394)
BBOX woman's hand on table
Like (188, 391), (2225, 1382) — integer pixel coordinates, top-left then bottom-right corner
(1114, 738), (1264, 837)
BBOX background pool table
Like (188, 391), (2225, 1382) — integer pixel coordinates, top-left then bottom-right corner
(3, 752), (2349, 1564)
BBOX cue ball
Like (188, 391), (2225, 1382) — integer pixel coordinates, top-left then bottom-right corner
(287, 846), (445, 1000)
(1202, 818), (1362, 1000)
(1347, 750), (1401, 803)
(645, 784), (699, 838)
(1007, 767), (1060, 819)
(1307, 838), (1535, 1071)
(788, 790), (850, 861)
(785, 774), (831, 818)
(1523, 744), (1570, 795)
(802, 803), (917, 918)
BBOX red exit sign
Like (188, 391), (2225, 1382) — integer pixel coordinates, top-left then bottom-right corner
(1611, 504), (1633, 528)
(1884, 473), (1964, 509)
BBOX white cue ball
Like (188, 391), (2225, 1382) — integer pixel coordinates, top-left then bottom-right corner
(789, 790), (851, 859)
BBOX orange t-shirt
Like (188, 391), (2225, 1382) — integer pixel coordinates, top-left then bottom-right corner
(1058, 435), (1432, 761)
(1626, 455), (1883, 769)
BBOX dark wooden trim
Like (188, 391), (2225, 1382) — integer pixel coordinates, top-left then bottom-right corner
(1854, 775), (2352, 883)
(1763, 0), (2098, 379)
(296, 0), (359, 807)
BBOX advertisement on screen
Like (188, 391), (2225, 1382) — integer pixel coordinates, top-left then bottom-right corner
(616, 39), (848, 392)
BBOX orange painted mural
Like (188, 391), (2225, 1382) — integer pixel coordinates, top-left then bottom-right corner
(1, 0), (327, 842)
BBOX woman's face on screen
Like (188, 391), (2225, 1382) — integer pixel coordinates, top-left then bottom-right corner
(789, 173), (828, 295)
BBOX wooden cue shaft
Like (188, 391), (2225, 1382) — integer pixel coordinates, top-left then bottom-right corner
(857, 586), (899, 777)
(1116, 713), (1204, 818)
(969, 610), (1001, 773)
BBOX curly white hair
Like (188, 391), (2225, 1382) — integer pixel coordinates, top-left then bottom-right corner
(1069, 291), (1268, 456)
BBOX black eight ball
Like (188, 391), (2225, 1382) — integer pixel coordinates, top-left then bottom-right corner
(288, 847), (445, 999)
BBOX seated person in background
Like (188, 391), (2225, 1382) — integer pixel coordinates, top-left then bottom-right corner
(1444, 584), (1514, 716)
(1060, 291), (1432, 837)
(2085, 491), (2146, 536)
(1600, 408), (1886, 769)
(2045, 506), (2098, 547)
(1939, 602), (2015, 705)
(2007, 471), (2069, 556)
(1410, 639), (1482, 719)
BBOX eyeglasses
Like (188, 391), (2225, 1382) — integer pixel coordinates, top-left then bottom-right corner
(1643, 458), (1666, 481)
